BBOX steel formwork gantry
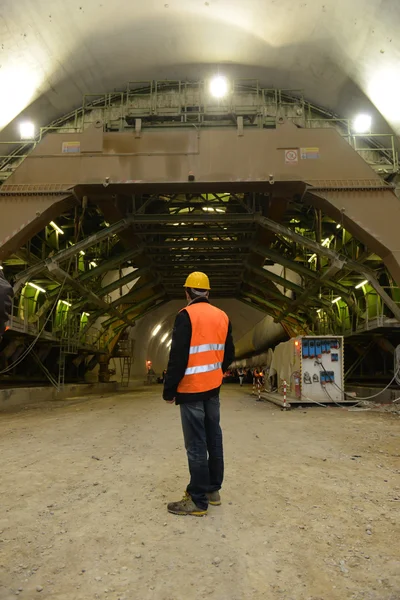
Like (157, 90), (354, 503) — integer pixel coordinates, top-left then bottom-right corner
(1, 118), (400, 385)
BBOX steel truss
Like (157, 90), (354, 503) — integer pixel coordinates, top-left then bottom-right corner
(3, 186), (400, 391)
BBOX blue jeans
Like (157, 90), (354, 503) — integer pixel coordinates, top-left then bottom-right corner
(180, 396), (224, 510)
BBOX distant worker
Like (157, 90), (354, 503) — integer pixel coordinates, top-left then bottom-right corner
(147, 366), (156, 385)
(238, 368), (244, 387)
(252, 367), (258, 395)
(163, 272), (235, 517)
(0, 271), (13, 340)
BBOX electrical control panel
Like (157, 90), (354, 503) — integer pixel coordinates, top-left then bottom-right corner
(296, 336), (344, 403)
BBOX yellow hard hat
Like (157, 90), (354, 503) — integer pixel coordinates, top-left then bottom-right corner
(184, 271), (211, 290)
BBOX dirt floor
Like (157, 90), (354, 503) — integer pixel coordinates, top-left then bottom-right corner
(0, 386), (399, 600)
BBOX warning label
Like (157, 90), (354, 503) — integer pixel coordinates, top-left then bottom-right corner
(301, 147), (320, 160)
(285, 149), (299, 164)
(62, 141), (81, 154)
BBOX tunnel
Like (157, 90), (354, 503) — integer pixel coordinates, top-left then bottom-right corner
(1, 3), (400, 598)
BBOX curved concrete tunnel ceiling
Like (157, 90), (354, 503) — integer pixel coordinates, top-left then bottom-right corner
(1, 0), (400, 139)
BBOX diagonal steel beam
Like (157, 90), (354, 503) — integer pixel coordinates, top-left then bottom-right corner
(97, 266), (150, 297)
(241, 275), (335, 325)
(275, 260), (346, 323)
(252, 243), (351, 296)
(71, 266), (151, 312)
(241, 290), (308, 323)
(101, 292), (166, 327)
(244, 263), (304, 295)
(111, 299), (170, 336)
(45, 245), (145, 299)
(255, 214), (400, 322)
(252, 244), (319, 280)
(88, 279), (160, 322)
(237, 295), (307, 334)
(46, 263), (135, 328)
(245, 264), (332, 309)
(14, 217), (136, 292)
(242, 273), (301, 305)
(78, 245), (144, 282)
(236, 295), (279, 321)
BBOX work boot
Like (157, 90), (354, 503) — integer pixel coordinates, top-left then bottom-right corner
(167, 493), (207, 517)
(207, 491), (221, 506)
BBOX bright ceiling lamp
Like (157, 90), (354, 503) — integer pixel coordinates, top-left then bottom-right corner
(355, 280), (368, 289)
(19, 121), (35, 140)
(209, 76), (229, 99)
(202, 207), (215, 212)
(332, 296), (341, 304)
(167, 339), (172, 348)
(50, 221), (64, 235)
(90, 261), (97, 268)
(161, 333), (168, 343)
(60, 300), (72, 307)
(27, 282), (45, 293)
(152, 324), (162, 337)
(0, 265), (3, 270)
(352, 114), (372, 134)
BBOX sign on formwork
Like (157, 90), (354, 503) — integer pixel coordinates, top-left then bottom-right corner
(62, 141), (81, 154)
(284, 149), (299, 164)
(301, 147), (320, 160)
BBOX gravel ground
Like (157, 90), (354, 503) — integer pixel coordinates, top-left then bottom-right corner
(0, 385), (399, 600)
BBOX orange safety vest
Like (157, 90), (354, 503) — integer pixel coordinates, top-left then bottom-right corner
(177, 302), (229, 394)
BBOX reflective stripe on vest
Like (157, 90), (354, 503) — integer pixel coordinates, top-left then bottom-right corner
(177, 302), (229, 394)
(185, 362), (222, 376)
(189, 343), (225, 355)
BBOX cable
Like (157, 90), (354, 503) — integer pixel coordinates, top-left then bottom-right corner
(299, 392), (329, 408)
(322, 383), (348, 408)
(0, 257), (72, 374)
(316, 361), (400, 409)
(315, 359), (400, 402)
(31, 349), (59, 389)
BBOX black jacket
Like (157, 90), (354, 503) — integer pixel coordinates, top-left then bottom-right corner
(163, 298), (235, 404)
(0, 272), (13, 337)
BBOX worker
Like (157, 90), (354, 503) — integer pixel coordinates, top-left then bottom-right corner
(0, 270), (13, 340)
(147, 365), (156, 385)
(238, 368), (244, 387)
(163, 271), (235, 517)
(253, 367), (264, 400)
